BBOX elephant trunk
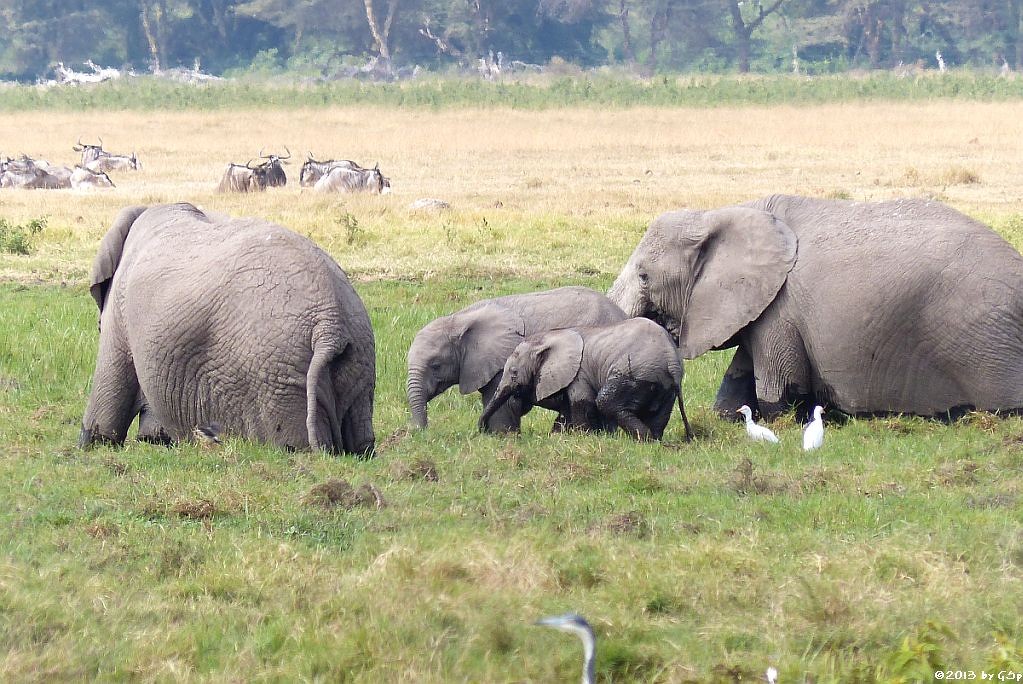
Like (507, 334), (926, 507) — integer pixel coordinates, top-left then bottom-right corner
(407, 371), (429, 429)
(608, 264), (643, 318)
(479, 383), (514, 432)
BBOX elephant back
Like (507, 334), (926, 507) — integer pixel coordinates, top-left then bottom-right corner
(493, 286), (627, 336)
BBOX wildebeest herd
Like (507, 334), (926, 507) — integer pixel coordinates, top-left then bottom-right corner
(1, 139), (391, 195)
(216, 149), (391, 194)
(0, 138), (124, 189)
(76, 193), (1023, 456)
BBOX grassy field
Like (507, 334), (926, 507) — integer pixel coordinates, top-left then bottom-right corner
(3, 71), (1023, 111)
(2, 102), (1023, 681)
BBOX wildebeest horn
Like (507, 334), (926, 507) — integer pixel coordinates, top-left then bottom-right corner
(280, 146), (291, 160)
(73, 136), (84, 151)
(307, 151), (315, 161)
(245, 158), (258, 169)
(374, 162), (379, 171)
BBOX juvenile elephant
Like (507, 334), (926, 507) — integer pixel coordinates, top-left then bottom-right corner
(609, 194), (1023, 420)
(407, 287), (626, 432)
(80, 202), (376, 455)
(478, 318), (694, 441)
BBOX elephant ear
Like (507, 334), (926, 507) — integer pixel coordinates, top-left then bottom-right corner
(535, 329), (584, 401)
(89, 205), (149, 312)
(679, 207), (797, 358)
(457, 304), (526, 394)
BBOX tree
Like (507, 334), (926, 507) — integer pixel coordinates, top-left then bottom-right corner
(363, 0), (401, 72)
(726, 0), (787, 72)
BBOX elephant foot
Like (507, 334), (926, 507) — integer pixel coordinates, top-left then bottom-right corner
(79, 425), (125, 449)
(137, 427), (173, 446)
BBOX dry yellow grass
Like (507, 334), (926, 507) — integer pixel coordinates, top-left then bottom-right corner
(3, 102), (1023, 283)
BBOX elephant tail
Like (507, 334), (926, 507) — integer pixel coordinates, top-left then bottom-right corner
(306, 342), (344, 452)
(676, 388), (694, 442)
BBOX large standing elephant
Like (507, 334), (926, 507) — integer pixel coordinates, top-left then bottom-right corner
(407, 287), (626, 432)
(80, 202), (376, 455)
(608, 194), (1023, 419)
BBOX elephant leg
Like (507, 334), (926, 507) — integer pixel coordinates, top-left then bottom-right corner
(342, 387), (375, 458)
(746, 325), (812, 421)
(479, 374), (524, 433)
(136, 395), (172, 445)
(565, 399), (601, 432)
(80, 333), (141, 448)
(644, 391), (676, 441)
(713, 346), (759, 420)
(596, 381), (654, 440)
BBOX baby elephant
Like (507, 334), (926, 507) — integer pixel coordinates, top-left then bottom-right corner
(478, 318), (694, 441)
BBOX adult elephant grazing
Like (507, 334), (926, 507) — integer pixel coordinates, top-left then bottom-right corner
(609, 194), (1023, 420)
(407, 287), (626, 432)
(80, 203), (376, 455)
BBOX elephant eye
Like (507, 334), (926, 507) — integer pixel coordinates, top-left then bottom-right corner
(638, 271), (649, 284)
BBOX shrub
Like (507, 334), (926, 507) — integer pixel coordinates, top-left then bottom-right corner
(0, 217), (46, 255)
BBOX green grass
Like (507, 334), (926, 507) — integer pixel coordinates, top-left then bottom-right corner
(4, 69), (1023, 111)
(2, 278), (1022, 681)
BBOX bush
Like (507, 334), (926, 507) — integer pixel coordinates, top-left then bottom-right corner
(0, 217), (46, 255)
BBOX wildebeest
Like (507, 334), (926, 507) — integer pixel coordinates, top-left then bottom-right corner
(258, 148), (290, 187)
(299, 154), (358, 187)
(217, 160), (270, 193)
(71, 165), (115, 189)
(1, 163), (73, 189)
(74, 137), (141, 171)
(313, 163), (390, 194)
(73, 138), (107, 165)
(86, 152), (140, 172)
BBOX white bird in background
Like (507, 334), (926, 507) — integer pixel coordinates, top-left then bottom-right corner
(737, 405), (780, 443)
(766, 666), (779, 684)
(803, 405), (825, 451)
(536, 613), (596, 684)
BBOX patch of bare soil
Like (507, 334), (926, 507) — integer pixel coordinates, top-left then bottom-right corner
(377, 426), (411, 453)
(304, 479), (387, 509)
(171, 498), (219, 520)
(603, 511), (650, 539)
(390, 458), (439, 482)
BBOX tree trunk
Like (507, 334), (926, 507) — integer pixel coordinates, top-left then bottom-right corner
(647, 5), (670, 73)
(363, 0), (400, 73)
(1015, 0), (1023, 69)
(619, 0), (635, 65)
(140, 3), (162, 71)
(736, 29), (752, 73)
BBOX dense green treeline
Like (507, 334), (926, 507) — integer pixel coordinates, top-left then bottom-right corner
(1, 1), (1022, 82)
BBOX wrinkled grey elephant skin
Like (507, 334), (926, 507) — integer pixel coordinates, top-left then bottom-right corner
(80, 202), (376, 455)
(407, 286), (627, 432)
(609, 194), (1023, 420)
(479, 318), (694, 441)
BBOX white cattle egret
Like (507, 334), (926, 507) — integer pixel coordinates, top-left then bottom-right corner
(536, 613), (596, 684)
(803, 405), (825, 451)
(737, 405), (779, 443)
